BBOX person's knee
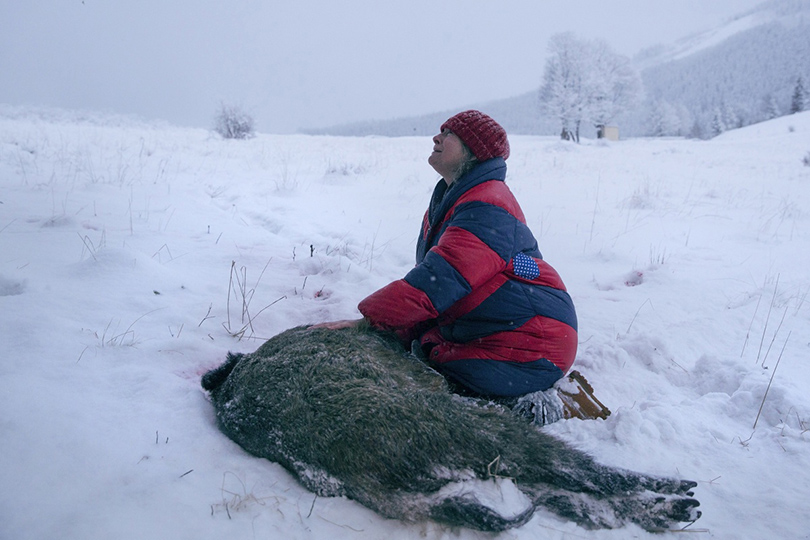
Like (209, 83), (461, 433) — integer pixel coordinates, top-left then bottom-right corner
(435, 358), (563, 398)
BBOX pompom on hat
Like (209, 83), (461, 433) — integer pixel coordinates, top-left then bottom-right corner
(440, 110), (510, 161)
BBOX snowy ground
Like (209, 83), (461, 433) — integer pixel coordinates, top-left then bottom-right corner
(1, 106), (809, 540)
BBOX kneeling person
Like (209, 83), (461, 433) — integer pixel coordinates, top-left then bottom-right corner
(319, 110), (577, 399)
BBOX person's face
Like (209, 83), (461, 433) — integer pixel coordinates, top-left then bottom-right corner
(428, 129), (466, 183)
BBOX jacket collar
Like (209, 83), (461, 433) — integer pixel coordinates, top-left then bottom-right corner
(428, 157), (507, 227)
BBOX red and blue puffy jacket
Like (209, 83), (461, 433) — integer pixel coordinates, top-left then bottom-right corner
(359, 157), (577, 396)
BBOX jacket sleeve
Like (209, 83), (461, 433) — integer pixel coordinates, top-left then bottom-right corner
(358, 195), (516, 332)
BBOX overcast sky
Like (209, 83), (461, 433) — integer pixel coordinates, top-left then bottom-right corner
(1, 1), (766, 133)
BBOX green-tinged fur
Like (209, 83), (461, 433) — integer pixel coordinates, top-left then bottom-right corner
(203, 325), (700, 532)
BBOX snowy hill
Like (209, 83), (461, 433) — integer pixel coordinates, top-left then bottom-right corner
(633, 0), (810, 137)
(1, 107), (810, 539)
(633, 5), (769, 69)
(313, 0), (810, 139)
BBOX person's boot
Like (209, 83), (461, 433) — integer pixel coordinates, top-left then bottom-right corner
(557, 370), (611, 421)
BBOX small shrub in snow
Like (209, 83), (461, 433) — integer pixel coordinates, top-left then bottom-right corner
(325, 161), (368, 176)
(803, 151), (810, 167)
(213, 104), (255, 140)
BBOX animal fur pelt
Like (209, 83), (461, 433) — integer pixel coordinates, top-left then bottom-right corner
(202, 324), (700, 532)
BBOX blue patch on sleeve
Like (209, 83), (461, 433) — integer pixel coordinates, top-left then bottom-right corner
(513, 252), (540, 280)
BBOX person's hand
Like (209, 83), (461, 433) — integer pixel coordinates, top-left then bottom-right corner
(308, 318), (364, 330)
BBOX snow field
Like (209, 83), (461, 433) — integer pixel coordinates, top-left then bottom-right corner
(1, 108), (809, 539)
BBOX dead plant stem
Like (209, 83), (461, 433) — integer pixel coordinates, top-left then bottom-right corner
(753, 331), (790, 430)
(756, 274), (779, 365)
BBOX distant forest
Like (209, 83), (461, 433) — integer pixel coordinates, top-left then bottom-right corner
(629, 17), (810, 138)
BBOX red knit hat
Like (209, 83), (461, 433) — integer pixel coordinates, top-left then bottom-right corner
(440, 110), (510, 161)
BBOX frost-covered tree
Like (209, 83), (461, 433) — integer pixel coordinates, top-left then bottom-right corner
(587, 40), (643, 137)
(711, 108), (726, 137)
(648, 100), (683, 137)
(646, 99), (694, 137)
(539, 33), (641, 142)
(648, 100), (674, 137)
(688, 119), (705, 140)
(763, 93), (781, 120)
(791, 76), (808, 114)
(722, 102), (741, 130)
(538, 33), (589, 142)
